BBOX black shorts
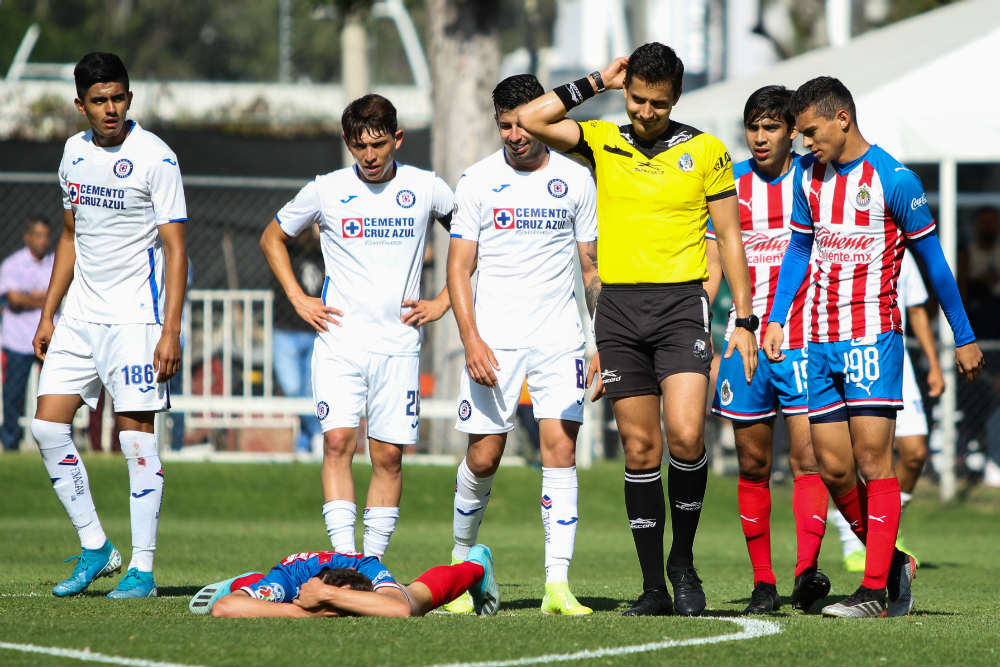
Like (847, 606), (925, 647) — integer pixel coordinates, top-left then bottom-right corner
(595, 283), (712, 399)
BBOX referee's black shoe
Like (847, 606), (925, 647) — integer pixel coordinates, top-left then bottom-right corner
(622, 586), (674, 616)
(791, 567), (831, 612)
(668, 564), (706, 616)
(743, 581), (780, 615)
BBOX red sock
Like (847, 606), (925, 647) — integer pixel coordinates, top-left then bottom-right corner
(792, 474), (829, 576)
(861, 477), (901, 590)
(230, 572), (264, 592)
(833, 484), (868, 545)
(738, 476), (775, 585)
(414, 562), (484, 609)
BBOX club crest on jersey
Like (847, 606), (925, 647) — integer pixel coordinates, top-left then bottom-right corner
(547, 178), (568, 198)
(68, 182), (81, 204)
(316, 401), (330, 420)
(342, 218), (363, 238)
(493, 208), (515, 230)
(396, 189), (415, 208)
(854, 184), (872, 210)
(720, 379), (733, 406)
(113, 158), (134, 178)
(678, 153), (695, 172)
(458, 399), (472, 421)
(253, 583), (285, 602)
(693, 338), (708, 360)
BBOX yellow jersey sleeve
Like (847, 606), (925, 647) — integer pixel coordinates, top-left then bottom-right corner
(699, 134), (736, 201)
(572, 120), (613, 169)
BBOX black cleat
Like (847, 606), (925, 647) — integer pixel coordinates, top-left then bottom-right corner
(622, 586), (674, 616)
(791, 567), (831, 612)
(887, 548), (916, 617)
(821, 585), (886, 618)
(667, 565), (706, 616)
(743, 581), (780, 615)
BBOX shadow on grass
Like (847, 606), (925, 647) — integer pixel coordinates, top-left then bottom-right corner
(157, 585), (202, 597)
(502, 596), (623, 612)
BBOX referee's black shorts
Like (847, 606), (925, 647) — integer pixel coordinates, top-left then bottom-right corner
(594, 282), (712, 399)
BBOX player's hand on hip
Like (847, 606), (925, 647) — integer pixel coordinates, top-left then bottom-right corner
(956, 342), (985, 381)
(926, 364), (945, 397)
(293, 294), (342, 332)
(465, 337), (500, 387)
(602, 57), (629, 90)
(586, 352), (605, 401)
(726, 327), (758, 383)
(153, 330), (182, 382)
(761, 322), (785, 363)
(32, 318), (54, 360)
(400, 298), (445, 327)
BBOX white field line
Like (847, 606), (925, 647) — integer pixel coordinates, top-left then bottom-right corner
(0, 642), (207, 667)
(427, 616), (783, 667)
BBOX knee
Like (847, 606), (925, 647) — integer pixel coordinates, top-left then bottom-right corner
(30, 419), (70, 449)
(666, 427), (704, 461)
(371, 447), (403, 477)
(466, 448), (501, 476)
(621, 433), (662, 468)
(737, 449), (770, 479)
(819, 461), (854, 491)
(897, 439), (929, 470)
(854, 448), (892, 480)
(323, 431), (357, 460)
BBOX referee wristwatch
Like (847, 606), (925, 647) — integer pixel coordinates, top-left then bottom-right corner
(735, 314), (759, 332)
(589, 70), (606, 93)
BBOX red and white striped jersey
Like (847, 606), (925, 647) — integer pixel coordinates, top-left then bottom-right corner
(790, 145), (936, 343)
(707, 155), (810, 349)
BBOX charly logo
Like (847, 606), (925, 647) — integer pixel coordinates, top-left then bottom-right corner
(855, 184), (871, 210)
(720, 379), (733, 406)
(316, 401), (330, 420)
(547, 178), (568, 198)
(678, 153), (695, 172)
(113, 158), (133, 178)
(458, 399), (472, 421)
(396, 189), (415, 208)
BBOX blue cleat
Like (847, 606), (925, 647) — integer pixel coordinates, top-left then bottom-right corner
(188, 572), (259, 614)
(52, 540), (122, 597)
(466, 544), (499, 616)
(107, 567), (157, 598)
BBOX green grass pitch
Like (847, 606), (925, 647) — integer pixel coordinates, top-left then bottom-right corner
(1, 453), (998, 666)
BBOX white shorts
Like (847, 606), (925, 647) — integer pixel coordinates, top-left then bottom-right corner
(895, 348), (927, 438)
(455, 344), (586, 434)
(37, 316), (170, 413)
(311, 337), (420, 445)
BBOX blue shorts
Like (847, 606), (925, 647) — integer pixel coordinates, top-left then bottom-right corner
(807, 332), (903, 419)
(712, 348), (808, 421)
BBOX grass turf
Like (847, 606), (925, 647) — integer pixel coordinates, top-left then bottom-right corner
(1, 453), (998, 666)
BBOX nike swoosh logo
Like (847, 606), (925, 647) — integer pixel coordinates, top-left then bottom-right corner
(556, 517), (578, 526)
(491, 184), (510, 192)
(456, 507), (483, 516)
(341, 195), (358, 203)
(131, 488), (156, 498)
(72, 157), (84, 165)
(163, 158), (177, 165)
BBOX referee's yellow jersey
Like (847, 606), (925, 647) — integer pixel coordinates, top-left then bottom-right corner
(571, 119), (735, 284)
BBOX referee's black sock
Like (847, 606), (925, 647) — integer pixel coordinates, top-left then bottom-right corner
(666, 451), (709, 570)
(624, 465), (666, 591)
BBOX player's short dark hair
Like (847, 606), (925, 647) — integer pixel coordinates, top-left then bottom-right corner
(744, 85), (794, 128)
(492, 74), (545, 115)
(74, 52), (129, 100)
(341, 94), (398, 144)
(790, 76), (856, 122)
(318, 567), (374, 592)
(625, 42), (684, 98)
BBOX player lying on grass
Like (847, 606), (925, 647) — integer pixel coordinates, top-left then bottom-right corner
(189, 545), (498, 618)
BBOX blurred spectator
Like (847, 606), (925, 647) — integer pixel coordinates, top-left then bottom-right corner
(0, 216), (53, 451)
(273, 224), (324, 454)
(958, 207), (1000, 337)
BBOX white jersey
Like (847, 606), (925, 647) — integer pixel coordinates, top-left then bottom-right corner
(897, 252), (928, 332)
(277, 162), (454, 355)
(450, 149), (597, 349)
(59, 120), (187, 324)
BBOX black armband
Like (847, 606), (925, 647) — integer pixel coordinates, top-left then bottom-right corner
(553, 77), (597, 111)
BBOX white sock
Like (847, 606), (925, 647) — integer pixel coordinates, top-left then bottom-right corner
(900, 491), (912, 515)
(452, 457), (494, 562)
(541, 466), (578, 583)
(33, 419), (107, 550)
(363, 506), (399, 559)
(323, 500), (357, 553)
(121, 430), (162, 572)
(828, 506), (864, 555)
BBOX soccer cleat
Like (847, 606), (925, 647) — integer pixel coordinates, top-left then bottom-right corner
(52, 540), (122, 597)
(843, 547), (866, 573)
(821, 586), (886, 618)
(743, 581), (780, 615)
(188, 572), (257, 614)
(894, 534), (920, 567)
(887, 548), (917, 617)
(668, 564), (706, 616)
(540, 582), (593, 616)
(622, 586), (673, 616)
(466, 545), (499, 616)
(107, 567), (157, 598)
(791, 568), (831, 612)
(442, 558), (475, 614)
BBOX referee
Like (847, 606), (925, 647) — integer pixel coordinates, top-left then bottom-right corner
(520, 42), (757, 616)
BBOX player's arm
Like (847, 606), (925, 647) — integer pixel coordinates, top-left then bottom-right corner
(402, 283), (450, 328)
(762, 230), (811, 361)
(211, 590), (329, 618)
(33, 210), (77, 360)
(710, 194), (757, 382)
(153, 222), (187, 382)
(518, 58), (628, 152)
(260, 219), (341, 332)
(703, 236), (723, 305)
(577, 239), (604, 401)
(447, 236), (499, 387)
(293, 577), (412, 618)
(907, 302), (944, 397)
